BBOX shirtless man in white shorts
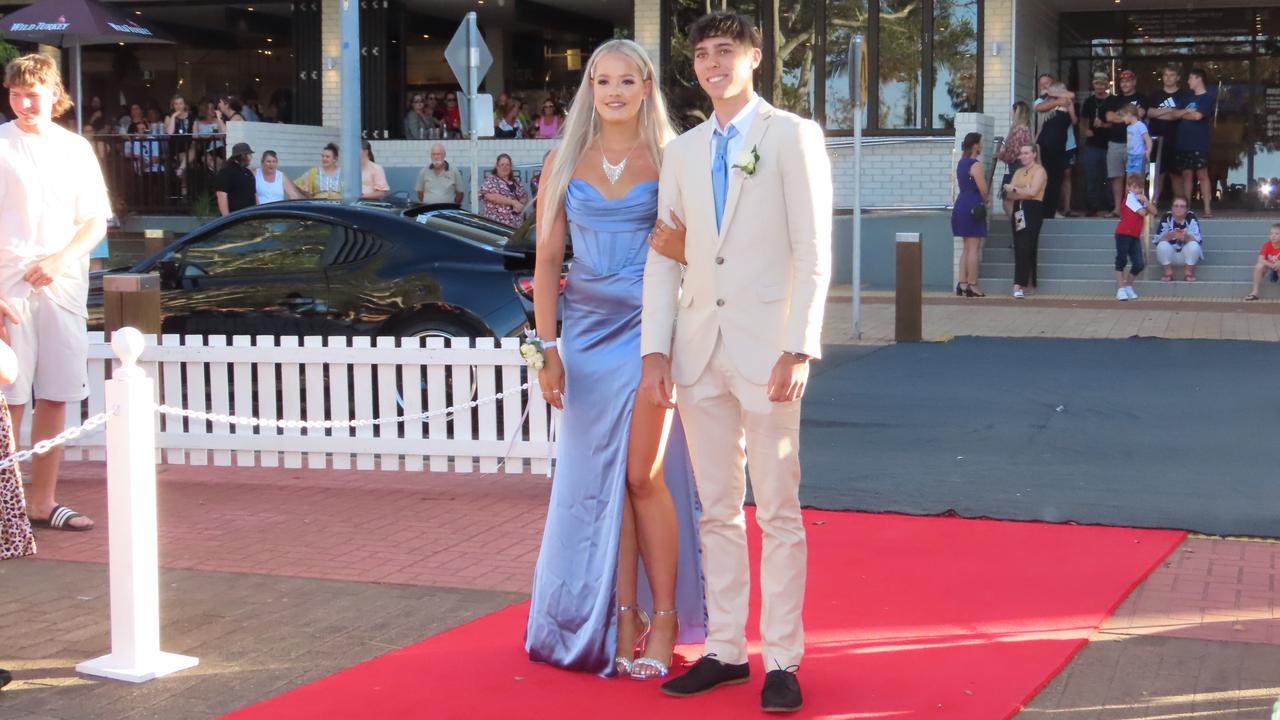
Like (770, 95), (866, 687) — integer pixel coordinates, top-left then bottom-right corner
(1, 54), (112, 531)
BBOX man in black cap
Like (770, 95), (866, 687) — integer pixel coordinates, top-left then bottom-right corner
(1103, 69), (1147, 217)
(214, 141), (257, 216)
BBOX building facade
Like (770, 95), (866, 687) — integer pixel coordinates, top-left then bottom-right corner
(5, 0), (1276, 211)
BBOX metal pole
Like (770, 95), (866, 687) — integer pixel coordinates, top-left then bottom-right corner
(466, 12), (480, 214)
(74, 41), (83, 134)
(849, 34), (864, 340)
(339, 0), (361, 202)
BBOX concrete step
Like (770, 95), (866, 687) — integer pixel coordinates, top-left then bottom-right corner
(974, 276), (1280, 299)
(980, 262), (1263, 283)
(1008, 217), (1277, 235)
(981, 247), (1261, 265)
(985, 230), (1268, 250)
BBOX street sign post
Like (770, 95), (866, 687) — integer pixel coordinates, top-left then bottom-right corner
(445, 12), (494, 213)
(849, 34), (865, 339)
(340, 0), (360, 202)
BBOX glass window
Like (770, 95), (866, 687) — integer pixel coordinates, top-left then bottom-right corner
(771, 0), (817, 117)
(663, 0), (763, 131)
(931, 0), (979, 129)
(877, 0), (923, 129)
(179, 218), (332, 277)
(825, 0), (870, 131)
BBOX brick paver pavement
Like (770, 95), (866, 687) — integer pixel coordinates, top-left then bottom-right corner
(1019, 536), (1280, 718)
(34, 462), (551, 594)
(0, 559), (522, 719)
(823, 291), (1280, 345)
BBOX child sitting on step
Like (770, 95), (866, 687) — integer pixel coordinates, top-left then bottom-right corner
(1114, 173), (1153, 301)
(1244, 223), (1280, 302)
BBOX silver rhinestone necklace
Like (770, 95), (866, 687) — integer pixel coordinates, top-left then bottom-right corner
(600, 138), (641, 185)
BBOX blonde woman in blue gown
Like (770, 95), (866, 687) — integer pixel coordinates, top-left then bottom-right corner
(524, 39), (706, 679)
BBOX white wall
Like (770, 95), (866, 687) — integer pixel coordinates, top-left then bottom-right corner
(828, 140), (955, 210)
(635, 0), (663, 77)
(322, 0), (341, 129)
(983, 0), (1059, 145)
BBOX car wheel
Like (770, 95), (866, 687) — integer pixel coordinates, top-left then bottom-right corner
(390, 316), (483, 424)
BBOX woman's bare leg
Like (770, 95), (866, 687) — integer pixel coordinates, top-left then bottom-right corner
(626, 392), (678, 675)
(964, 237), (982, 287)
(614, 492), (641, 669)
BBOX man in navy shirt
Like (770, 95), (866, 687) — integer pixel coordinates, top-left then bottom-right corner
(1146, 64), (1190, 205)
(1174, 68), (1216, 218)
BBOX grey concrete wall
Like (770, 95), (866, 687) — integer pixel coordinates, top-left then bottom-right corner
(833, 211), (955, 291)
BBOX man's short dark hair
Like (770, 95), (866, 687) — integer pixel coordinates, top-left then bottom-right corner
(688, 11), (761, 50)
(1188, 68), (1208, 83)
(1162, 63), (1181, 76)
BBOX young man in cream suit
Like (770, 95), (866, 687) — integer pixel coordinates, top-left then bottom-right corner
(639, 11), (832, 714)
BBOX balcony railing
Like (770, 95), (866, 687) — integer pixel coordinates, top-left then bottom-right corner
(91, 134), (228, 216)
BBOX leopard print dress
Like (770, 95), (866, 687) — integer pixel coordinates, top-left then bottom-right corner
(0, 393), (35, 560)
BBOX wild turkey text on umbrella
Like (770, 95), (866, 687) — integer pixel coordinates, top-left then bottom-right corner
(1, 0), (173, 132)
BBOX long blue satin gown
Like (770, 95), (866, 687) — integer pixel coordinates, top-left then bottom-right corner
(525, 179), (707, 676)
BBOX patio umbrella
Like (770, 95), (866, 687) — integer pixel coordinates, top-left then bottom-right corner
(2, 0), (173, 132)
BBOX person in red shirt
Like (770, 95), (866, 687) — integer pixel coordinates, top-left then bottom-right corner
(1244, 223), (1280, 301)
(1114, 173), (1153, 300)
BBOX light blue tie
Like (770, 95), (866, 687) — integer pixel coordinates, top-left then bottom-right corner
(713, 124), (738, 233)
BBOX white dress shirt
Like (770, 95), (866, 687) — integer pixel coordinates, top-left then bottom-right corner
(709, 93), (762, 166)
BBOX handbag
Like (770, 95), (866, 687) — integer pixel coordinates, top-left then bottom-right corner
(970, 204), (987, 222)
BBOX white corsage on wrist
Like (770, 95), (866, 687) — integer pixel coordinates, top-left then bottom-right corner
(520, 329), (555, 370)
(733, 145), (760, 176)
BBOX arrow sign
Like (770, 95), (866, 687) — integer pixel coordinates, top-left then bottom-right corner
(444, 12), (492, 96)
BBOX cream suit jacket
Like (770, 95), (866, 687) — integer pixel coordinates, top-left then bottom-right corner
(641, 100), (833, 386)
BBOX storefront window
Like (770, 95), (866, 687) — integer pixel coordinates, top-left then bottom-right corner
(661, 0), (978, 135)
(825, 0), (869, 131)
(931, 0), (979, 129)
(876, 0), (922, 129)
(771, 0), (816, 117)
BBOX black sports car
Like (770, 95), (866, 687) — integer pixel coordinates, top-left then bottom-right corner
(89, 201), (559, 341)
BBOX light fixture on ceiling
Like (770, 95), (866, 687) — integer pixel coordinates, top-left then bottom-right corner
(134, 10), (142, 15)
(266, 37), (273, 42)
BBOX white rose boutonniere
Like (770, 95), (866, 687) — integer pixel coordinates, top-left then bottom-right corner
(732, 145), (760, 177)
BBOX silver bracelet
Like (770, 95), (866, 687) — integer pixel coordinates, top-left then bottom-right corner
(542, 340), (558, 349)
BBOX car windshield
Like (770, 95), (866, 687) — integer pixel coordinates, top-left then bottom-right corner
(413, 210), (514, 249)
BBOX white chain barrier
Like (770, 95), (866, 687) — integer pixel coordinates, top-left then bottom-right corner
(0, 382), (535, 470)
(153, 382), (532, 429)
(0, 409), (116, 471)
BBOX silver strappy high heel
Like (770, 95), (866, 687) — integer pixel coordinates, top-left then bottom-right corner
(630, 609), (678, 680)
(614, 605), (650, 676)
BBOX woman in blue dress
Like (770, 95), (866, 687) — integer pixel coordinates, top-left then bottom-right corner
(524, 40), (706, 680)
(952, 131), (990, 297)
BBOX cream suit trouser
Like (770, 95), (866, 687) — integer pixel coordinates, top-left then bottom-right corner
(676, 336), (806, 670)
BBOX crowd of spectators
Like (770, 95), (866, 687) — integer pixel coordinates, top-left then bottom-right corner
(1008, 66), (1218, 222)
(404, 89), (567, 141)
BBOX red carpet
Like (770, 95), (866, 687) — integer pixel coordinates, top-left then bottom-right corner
(225, 510), (1184, 719)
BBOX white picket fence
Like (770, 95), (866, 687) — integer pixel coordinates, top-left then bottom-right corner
(51, 332), (556, 474)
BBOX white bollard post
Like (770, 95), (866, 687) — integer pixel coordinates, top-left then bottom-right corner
(77, 327), (198, 683)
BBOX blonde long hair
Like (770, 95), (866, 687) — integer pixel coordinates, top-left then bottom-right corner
(538, 40), (675, 243)
(1010, 101), (1031, 130)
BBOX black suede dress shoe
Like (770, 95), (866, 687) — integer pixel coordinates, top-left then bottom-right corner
(0, 668), (11, 690)
(761, 668), (802, 713)
(659, 654), (749, 697)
